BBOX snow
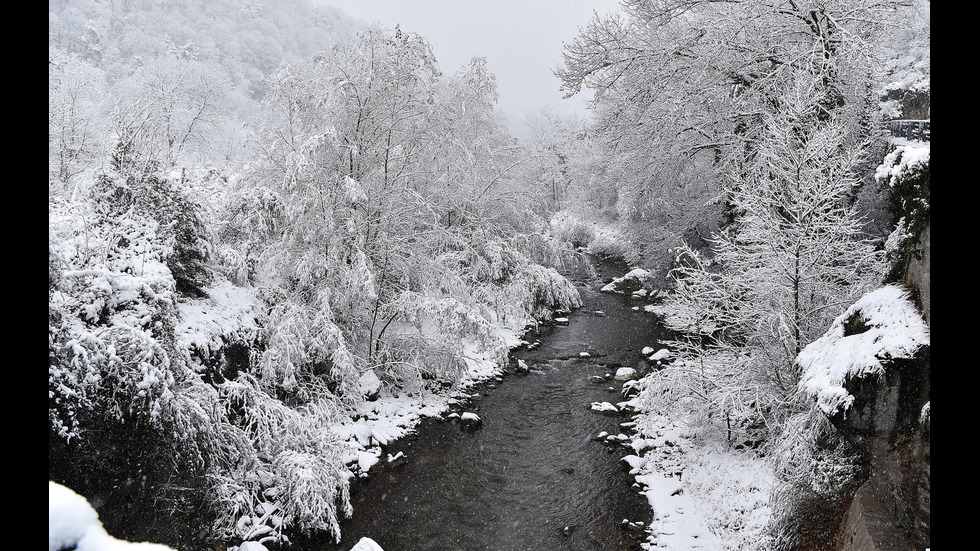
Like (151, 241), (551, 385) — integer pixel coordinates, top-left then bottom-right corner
(647, 349), (669, 361)
(358, 369), (382, 396)
(591, 401), (619, 413)
(621, 415), (775, 551)
(49, 481), (177, 551)
(614, 367), (637, 381)
(175, 279), (262, 361)
(600, 268), (652, 293)
(386, 451), (405, 463)
(875, 143), (930, 187)
(348, 537), (385, 551)
(797, 285), (930, 415)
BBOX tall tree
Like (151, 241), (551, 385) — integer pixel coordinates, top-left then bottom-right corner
(640, 74), (886, 446)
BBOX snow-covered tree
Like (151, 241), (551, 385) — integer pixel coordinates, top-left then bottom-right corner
(640, 74), (886, 448)
(49, 47), (109, 185)
(556, 0), (908, 269)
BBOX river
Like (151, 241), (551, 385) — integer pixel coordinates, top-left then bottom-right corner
(313, 256), (672, 551)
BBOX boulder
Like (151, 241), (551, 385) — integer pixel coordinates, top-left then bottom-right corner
(600, 268), (652, 294)
(590, 401), (620, 416)
(614, 367), (638, 381)
(459, 412), (483, 432)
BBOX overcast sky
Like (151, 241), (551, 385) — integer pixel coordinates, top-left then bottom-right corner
(317, 0), (622, 138)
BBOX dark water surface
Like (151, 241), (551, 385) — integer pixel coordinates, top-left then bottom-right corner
(317, 257), (671, 551)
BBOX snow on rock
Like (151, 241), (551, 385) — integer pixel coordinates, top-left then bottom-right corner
(797, 285), (929, 416)
(641, 346), (654, 356)
(614, 367), (638, 381)
(600, 268), (652, 294)
(386, 451), (406, 463)
(358, 369), (382, 397)
(591, 401), (619, 413)
(647, 349), (669, 361)
(348, 537), (385, 551)
(622, 454), (647, 474)
(460, 412), (483, 431)
(49, 481), (177, 551)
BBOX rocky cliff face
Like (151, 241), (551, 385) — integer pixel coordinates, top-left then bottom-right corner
(831, 225), (930, 551)
(831, 348), (930, 550)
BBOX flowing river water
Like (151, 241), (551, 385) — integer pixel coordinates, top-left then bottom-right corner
(314, 256), (673, 551)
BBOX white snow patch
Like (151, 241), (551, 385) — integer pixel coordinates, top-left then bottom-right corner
(875, 143), (930, 188)
(358, 370), (382, 396)
(49, 481), (177, 551)
(348, 537), (385, 551)
(175, 278), (262, 360)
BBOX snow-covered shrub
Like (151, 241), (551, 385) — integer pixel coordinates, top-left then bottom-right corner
(632, 343), (773, 449)
(216, 375), (354, 543)
(255, 295), (363, 405)
(272, 450), (353, 542)
(549, 213), (596, 249)
(380, 291), (509, 386)
(90, 166), (214, 297)
(499, 263), (583, 323)
(875, 145), (929, 282)
(766, 405), (867, 551)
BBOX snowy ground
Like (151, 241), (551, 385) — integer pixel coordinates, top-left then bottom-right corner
(616, 412), (774, 551)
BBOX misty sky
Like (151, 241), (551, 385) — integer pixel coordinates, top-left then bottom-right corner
(317, 0), (622, 138)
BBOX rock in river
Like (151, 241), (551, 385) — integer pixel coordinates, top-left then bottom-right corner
(460, 412), (483, 431)
(614, 367), (638, 381)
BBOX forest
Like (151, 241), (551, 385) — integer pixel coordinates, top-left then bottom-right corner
(49, 0), (930, 550)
